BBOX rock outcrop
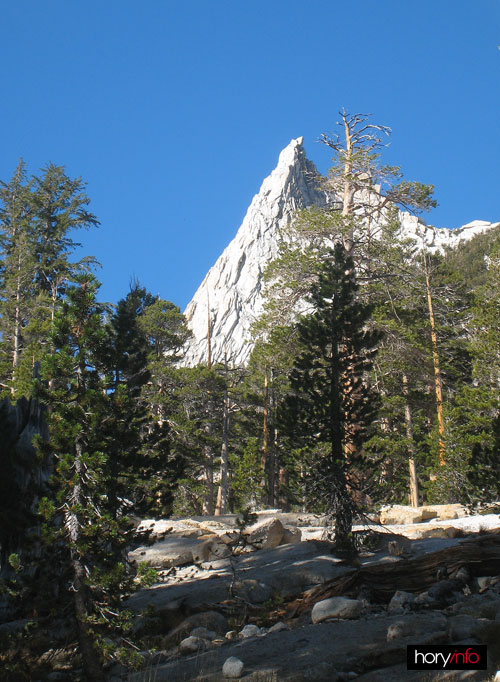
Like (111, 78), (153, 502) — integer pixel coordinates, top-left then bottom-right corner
(183, 137), (326, 367)
(183, 137), (499, 367)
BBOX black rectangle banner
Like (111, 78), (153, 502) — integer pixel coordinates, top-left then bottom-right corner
(407, 645), (487, 670)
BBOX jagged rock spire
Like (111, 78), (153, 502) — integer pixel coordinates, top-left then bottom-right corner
(183, 137), (326, 367)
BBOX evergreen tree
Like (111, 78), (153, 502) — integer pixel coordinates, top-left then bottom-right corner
(0, 161), (36, 394)
(36, 276), (130, 681)
(166, 365), (226, 515)
(0, 162), (99, 397)
(281, 243), (380, 547)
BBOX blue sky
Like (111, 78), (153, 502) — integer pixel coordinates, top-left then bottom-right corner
(1, 1), (499, 310)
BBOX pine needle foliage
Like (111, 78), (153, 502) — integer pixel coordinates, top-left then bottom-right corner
(281, 243), (380, 547)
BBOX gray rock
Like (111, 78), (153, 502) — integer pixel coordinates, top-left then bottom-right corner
(128, 536), (200, 568)
(163, 611), (229, 645)
(192, 536), (231, 564)
(414, 591), (432, 605)
(233, 579), (273, 604)
(281, 527), (302, 544)
(179, 636), (206, 654)
(240, 624), (261, 638)
(311, 597), (362, 623)
(223, 656), (245, 678)
(190, 626), (216, 640)
(379, 505), (438, 525)
(268, 621), (288, 633)
(243, 518), (284, 549)
(126, 542), (352, 615)
(387, 590), (415, 613)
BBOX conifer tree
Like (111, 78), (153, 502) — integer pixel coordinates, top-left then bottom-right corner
(0, 161), (36, 394)
(281, 243), (379, 547)
(36, 276), (130, 681)
(0, 162), (99, 397)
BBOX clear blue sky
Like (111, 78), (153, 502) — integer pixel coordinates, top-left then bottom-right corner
(1, 1), (499, 309)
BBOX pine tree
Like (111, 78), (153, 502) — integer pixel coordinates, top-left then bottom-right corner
(166, 365), (226, 515)
(0, 161), (36, 394)
(36, 276), (128, 681)
(0, 162), (99, 397)
(281, 243), (380, 548)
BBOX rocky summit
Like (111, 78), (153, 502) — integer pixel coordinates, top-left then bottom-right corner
(182, 137), (326, 367)
(182, 137), (499, 367)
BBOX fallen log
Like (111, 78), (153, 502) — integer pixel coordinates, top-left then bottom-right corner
(293, 531), (500, 613)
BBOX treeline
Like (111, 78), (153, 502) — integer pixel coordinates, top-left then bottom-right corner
(1, 114), (500, 679)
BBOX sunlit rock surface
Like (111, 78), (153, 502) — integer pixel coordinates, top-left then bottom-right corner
(183, 138), (499, 367)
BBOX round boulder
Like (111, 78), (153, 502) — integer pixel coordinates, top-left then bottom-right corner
(223, 656), (245, 679)
(311, 597), (362, 623)
(179, 636), (205, 654)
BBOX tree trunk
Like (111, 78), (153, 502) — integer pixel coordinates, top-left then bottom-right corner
(261, 370), (269, 504)
(66, 438), (104, 681)
(341, 112), (355, 254)
(403, 374), (419, 507)
(203, 443), (214, 515)
(423, 252), (445, 465)
(215, 386), (229, 515)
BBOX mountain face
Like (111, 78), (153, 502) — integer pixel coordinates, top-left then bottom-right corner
(183, 138), (499, 367)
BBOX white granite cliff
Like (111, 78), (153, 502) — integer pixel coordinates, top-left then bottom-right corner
(182, 138), (326, 366)
(183, 138), (499, 367)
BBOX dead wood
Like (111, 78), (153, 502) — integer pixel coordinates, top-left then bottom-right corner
(292, 531), (500, 613)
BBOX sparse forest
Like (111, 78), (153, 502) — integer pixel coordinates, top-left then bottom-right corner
(1, 115), (500, 680)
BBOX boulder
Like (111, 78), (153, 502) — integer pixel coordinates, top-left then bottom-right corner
(379, 505), (437, 525)
(421, 504), (468, 520)
(243, 518), (284, 549)
(311, 597), (362, 623)
(239, 624), (261, 638)
(163, 611), (229, 645)
(191, 535), (231, 564)
(388, 590), (415, 614)
(417, 525), (461, 539)
(233, 579), (273, 604)
(280, 527), (302, 544)
(197, 520), (234, 534)
(179, 636), (206, 654)
(128, 536), (199, 568)
(268, 621), (288, 633)
(222, 656), (244, 679)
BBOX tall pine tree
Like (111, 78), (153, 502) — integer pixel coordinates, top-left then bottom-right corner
(281, 243), (380, 548)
